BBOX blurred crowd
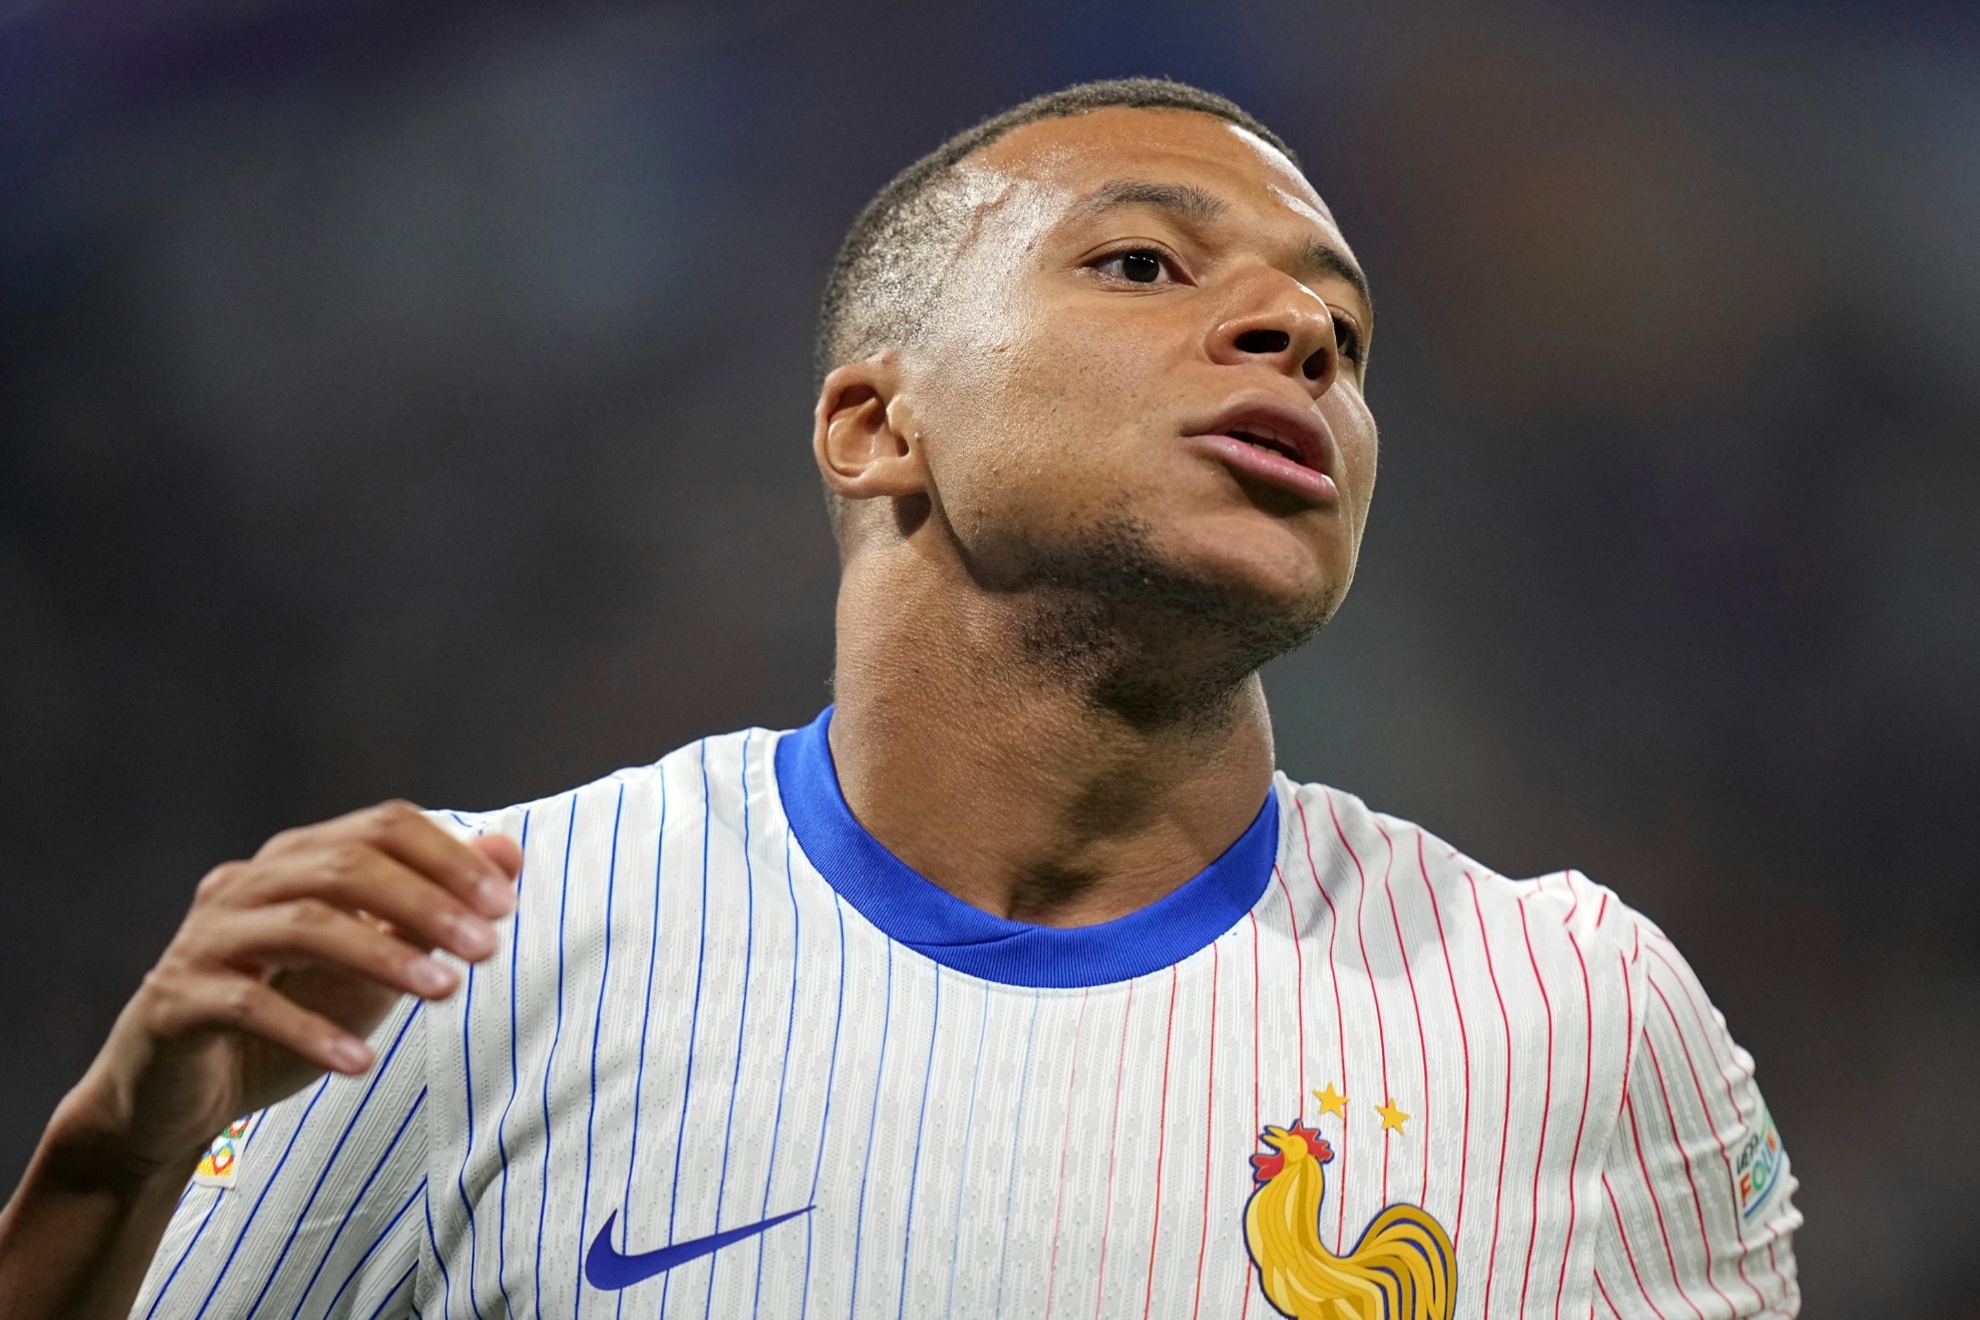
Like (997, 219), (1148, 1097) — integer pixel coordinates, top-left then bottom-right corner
(3, 1), (1976, 1312)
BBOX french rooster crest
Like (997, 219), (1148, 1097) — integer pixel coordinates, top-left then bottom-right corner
(1243, 1118), (1456, 1320)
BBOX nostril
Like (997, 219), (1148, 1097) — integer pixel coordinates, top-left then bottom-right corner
(1300, 349), (1330, 381)
(1234, 329), (1291, 355)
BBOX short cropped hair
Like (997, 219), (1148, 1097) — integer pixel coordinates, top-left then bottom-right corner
(813, 78), (1299, 389)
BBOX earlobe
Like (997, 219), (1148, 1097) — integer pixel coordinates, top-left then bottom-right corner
(813, 358), (927, 502)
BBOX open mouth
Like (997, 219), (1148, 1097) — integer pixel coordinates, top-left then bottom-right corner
(1188, 397), (1339, 504)
(1228, 425), (1309, 469)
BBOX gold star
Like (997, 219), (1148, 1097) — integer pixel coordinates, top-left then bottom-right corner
(1313, 1083), (1349, 1119)
(1375, 1098), (1411, 1134)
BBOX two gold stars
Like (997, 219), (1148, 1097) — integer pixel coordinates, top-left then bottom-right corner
(1310, 1083), (1412, 1135)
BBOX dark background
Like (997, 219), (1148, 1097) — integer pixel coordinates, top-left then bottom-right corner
(4, 0), (1976, 1312)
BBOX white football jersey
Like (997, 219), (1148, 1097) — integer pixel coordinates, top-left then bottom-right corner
(132, 711), (1799, 1319)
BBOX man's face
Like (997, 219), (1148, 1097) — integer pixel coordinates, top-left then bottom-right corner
(900, 106), (1377, 637)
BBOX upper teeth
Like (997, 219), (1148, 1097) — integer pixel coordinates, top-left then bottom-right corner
(1239, 425), (1292, 448)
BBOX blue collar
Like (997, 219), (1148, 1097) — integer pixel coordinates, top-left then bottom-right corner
(773, 707), (1278, 988)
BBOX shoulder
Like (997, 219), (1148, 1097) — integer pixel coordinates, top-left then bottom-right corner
(1275, 772), (1660, 985)
(423, 726), (771, 845)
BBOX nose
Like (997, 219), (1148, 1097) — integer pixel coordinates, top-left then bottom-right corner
(1208, 277), (1339, 397)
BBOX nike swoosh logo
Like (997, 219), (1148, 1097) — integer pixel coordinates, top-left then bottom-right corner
(584, 1206), (814, 1290)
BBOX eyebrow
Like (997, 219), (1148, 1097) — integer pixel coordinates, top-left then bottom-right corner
(1075, 178), (1374, 316)
(1078, 179), (1230, 224)
(1296, 238), (1374, 318)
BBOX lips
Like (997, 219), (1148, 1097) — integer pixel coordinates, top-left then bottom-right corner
(1188, 396), (1340, 504)
(1226, 422), (1308, 467)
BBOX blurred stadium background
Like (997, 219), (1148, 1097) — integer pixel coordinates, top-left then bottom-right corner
(3, 0), (1976, 1312)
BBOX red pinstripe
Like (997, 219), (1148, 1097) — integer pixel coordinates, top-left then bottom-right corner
(1464, 870), (1516, 1319)
(1330, 795), (1395, 1203)
(1140, 968), (1180, 1320)
(1294, 797), (1351, 1247)
(1640, 1006), (1738, 1316)
(1643, 941), (1794, 1304)
(1547, 927), (1598, 1320)
(1594, 1270), (1625, 1318)
(1090, 980), (1138, 1320)
(1189, 945), (1220, 1320)
(1645, 971), (1766, 1311)
(1241, 913), (1262, 1320)
(1614, 946), (1640, 1128)
(1602, 1174), (1672, 1320)
(1621, 1091), (1708, 1320)
(1515, 898), (1558, 1319)
(1418, 834), (1473, 1243)
(1041, 988), (1092, 1320)
(1558, 871), (1582, 923)
(1269, 865), (1308, 1105)
(1375, 820), (1432, 1207)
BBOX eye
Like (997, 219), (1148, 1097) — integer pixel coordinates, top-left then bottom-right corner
(1332, 314), (1366, 365)
(1092, 248), (1175, 285)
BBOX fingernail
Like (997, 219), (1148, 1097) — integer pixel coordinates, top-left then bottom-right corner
(329, 1038), (371, 1072)
(408, 957), (456, 995)
(448, 913), (497, 959)
(475, 877), (516, 917)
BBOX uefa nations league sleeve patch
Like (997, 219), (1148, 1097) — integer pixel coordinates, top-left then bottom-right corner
(191, 1114), (258, 1189)
(1734, 1108), (1787, 1219)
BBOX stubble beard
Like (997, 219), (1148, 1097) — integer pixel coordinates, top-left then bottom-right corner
(975, 507), (1341, 732)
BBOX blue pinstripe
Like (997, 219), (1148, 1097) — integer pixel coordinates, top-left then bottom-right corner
(492, 809), (534, 1320)
(704, 734), (757, 1318)
(796, 893), (849, 1320)
(363, 1262), (417, 1320)
(658, 743), (715, 1320)
(576, 783), (625, 1320)
(845, 938), (894, 1320)
(423, 1179), (454, 1316)
(991, 991), (1043, 1315)
(894, 967), (942, 1320)
(145, 1110), (270, 1320)
(749, 824), (802, 1320)
(615, 767), (668, 1320)
(942, 982), (994, 1319)
(191, 999), (414, 1320)
(534, 796), (580, 1320)
(141, 1187), (224, 1320)
(313, 1177), (425, 1320)
(455, 954), (484, 1320)
(453, 819), (488, 1320)
(228, 1001), (421, 1320)
(283, 1087), (428, 1318)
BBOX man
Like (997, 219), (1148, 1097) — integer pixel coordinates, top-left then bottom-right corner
(0, 79), (1799, 1318)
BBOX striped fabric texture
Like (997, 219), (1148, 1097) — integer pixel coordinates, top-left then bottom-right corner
(132, 723), (1800, 1318)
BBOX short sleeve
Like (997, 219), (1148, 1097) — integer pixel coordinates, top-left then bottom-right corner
(130, 995), (429, 1320)
(1592, 926), (1801, 1318)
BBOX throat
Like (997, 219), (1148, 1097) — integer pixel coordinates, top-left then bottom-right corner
(999, 862), (1107, 927)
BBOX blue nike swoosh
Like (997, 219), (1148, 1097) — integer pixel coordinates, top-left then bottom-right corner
(584, 1206), (814, 1290)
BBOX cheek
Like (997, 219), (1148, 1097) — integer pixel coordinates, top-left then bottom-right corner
(920, 312), (1174, 530)
(1329, 395), (1379, 529)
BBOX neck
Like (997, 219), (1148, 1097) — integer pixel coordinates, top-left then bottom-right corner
(826, 546), (1277, 927)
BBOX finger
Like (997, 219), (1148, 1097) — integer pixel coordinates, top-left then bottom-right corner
(470, 833), (523, 882)
(251, 846), (498, 962)
(149, 967), (376, 1075)
(209, 900), (461, 1001)
(353, 802), (518, 920)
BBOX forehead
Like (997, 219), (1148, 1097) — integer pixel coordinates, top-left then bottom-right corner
(964, 106), (1349, 255)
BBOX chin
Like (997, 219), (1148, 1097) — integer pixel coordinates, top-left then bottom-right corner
(1164, 519), (1344, 614)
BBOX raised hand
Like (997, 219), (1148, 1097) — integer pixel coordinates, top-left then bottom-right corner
(0, 800), (520, 1319)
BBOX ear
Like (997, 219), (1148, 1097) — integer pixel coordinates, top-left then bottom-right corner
(813, 356), (927, 503)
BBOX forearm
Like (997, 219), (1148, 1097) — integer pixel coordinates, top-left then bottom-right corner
(0, 1090), (201, 1320)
